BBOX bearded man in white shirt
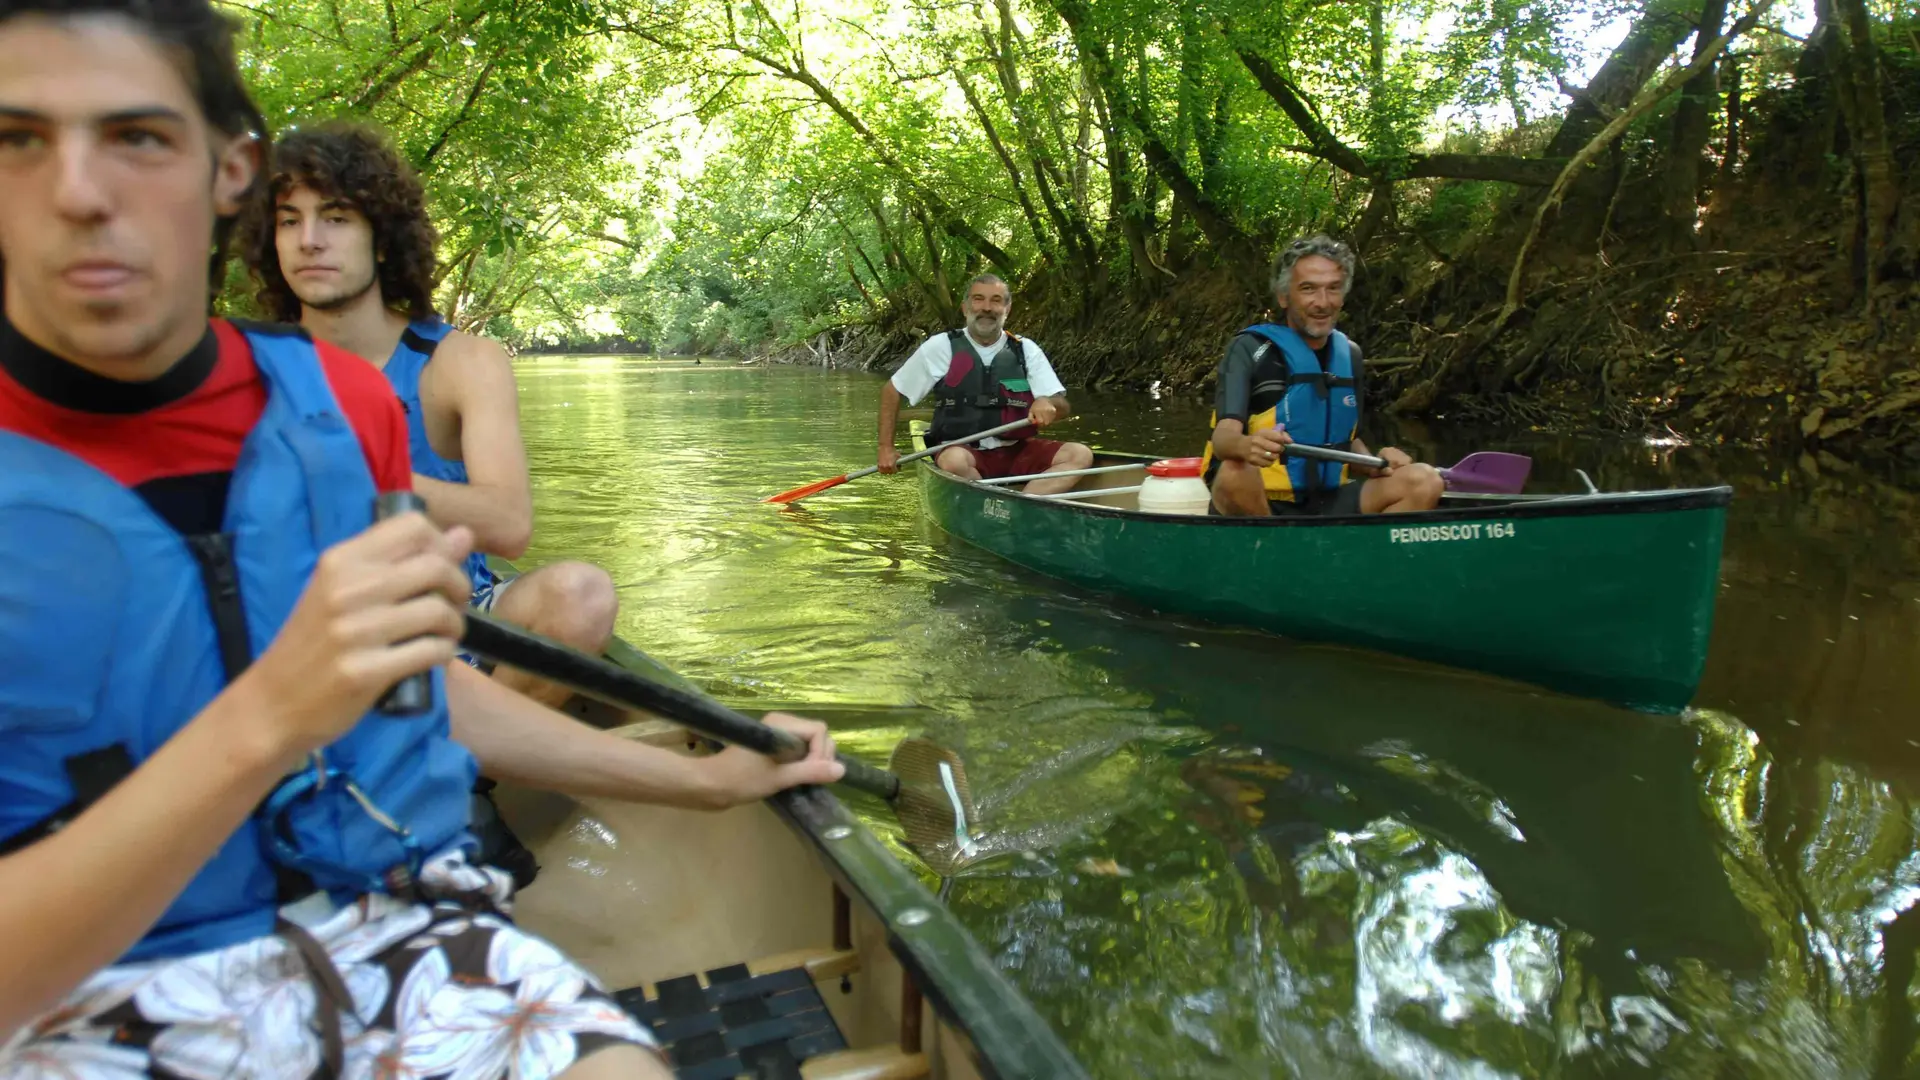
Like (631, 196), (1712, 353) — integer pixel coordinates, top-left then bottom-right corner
(875, 274), (1092, 495)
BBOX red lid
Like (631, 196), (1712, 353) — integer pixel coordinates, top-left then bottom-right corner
(1146, 456), (1204, 478)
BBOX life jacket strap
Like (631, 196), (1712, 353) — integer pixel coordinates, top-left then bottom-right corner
(0, 744), (136, 857)
(934, 393), (1027, 409)
(398, 325), (444, 361)
(275, 917), (351, 1077)
(185, 532), (253, 682)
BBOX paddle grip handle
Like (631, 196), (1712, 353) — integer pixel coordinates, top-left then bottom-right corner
(458, 614), (900, 801)
(374, 491), (435, 716)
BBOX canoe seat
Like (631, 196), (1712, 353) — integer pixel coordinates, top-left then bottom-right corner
(617, 962), (847, 1080)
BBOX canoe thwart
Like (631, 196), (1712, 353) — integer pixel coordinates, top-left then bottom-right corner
(800, 1047), (931, 1080)
(1036, 484), (1144, 500)
(617, 962), (849, 1076)
(750, 946), (862, 982)
(977, 462), (1146, 486)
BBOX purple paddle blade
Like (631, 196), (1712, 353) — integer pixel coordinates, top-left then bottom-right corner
(1438, 451), (1532, 494)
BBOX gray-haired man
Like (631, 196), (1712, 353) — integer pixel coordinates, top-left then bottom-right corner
(1202, 235), (1443, 516)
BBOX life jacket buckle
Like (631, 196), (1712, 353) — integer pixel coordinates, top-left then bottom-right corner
(263, 760), (428, 897)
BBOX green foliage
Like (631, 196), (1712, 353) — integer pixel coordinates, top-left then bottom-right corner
(223, 0), (1849, 350)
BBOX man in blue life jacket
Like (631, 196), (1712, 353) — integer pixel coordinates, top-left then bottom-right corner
(0, 3), (839, 1074)
(876, 273), (1093, 495)
(1203, 235), (1444, 516)
(241, 121), (615, 710)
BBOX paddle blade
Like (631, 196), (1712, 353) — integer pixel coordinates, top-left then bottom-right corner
(1441, 451), (1532, 495)
(762, 473), (851, 504)
(889, 737), (981, 877)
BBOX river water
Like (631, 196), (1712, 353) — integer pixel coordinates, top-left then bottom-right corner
(514, 355), (1920, 1079)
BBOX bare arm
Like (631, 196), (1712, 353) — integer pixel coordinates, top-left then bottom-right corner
(0, 515), (472, 1036)
(1211, 418), (1254, 462)
(879, 381), (902, 453)
(416, 334), (533, 558)
(444, 664), (843, 810)
(1028, 393), (1071, 426)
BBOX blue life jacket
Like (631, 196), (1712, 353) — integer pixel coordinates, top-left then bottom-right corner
(383, 318), (494, 593)
(0, 322), (478, 963)
(1240, 324), (1359, 502)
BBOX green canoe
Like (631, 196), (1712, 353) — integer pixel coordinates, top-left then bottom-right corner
(918, 453), (1730, 712)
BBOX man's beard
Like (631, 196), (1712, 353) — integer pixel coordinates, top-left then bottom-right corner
(301, 267), (379, 313)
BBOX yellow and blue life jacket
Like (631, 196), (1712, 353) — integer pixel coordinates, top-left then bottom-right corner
(1201, 324), (1359, 503)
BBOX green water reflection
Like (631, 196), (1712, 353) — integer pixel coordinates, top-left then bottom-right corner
(515, 355), (1920, 1079)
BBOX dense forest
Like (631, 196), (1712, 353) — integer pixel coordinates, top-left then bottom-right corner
(226, 0), (1919, 456)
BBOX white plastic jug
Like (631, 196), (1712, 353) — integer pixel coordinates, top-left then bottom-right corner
(1137, 457), (1210, 515)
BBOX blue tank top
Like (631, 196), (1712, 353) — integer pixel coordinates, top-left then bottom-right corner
(383, 318), (495, 592)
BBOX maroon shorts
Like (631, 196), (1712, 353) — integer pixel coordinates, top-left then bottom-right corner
(961, 438), (1067, 480)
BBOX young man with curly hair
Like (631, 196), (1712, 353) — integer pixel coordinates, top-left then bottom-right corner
(0, 2), (840, 1073)
(243, 122), (617, 708)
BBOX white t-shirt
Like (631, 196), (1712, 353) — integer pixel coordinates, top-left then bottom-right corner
(891, 330), (1066, 449)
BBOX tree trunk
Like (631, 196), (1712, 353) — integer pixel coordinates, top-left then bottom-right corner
(1831, 0), (1902, 310)
(1544, 2), (1696, 158)
(1073, 69), (1094, 208)
(1131, 38), (1163, 245)
(1087, 70), (1165, 287)
(1714, 52), (1744, 190)
(1661, 0), (1730, 243)
(1366, 0), (1390, 152)
(1354, 177), (1396, 249)
(981, 0), (1100, 281)
(915, 208), (962, 327)
(954, 61), (1061, 271)
(865, 197), (939, 316)
(1053, 0), (1252, 263)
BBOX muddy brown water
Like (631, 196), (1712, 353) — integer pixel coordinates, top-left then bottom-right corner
(514, 355), (1920, 1079)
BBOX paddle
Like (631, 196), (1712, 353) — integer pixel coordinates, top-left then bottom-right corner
(458, 612), (981, 875)
(1283, 444), (1533, 494)
(761, 418), (1034, 504)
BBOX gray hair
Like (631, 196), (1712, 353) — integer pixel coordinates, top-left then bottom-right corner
(964, 273), (1010, 300)
(1271, 235), (1355, 297)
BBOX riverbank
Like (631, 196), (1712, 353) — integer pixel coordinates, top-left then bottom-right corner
(741, 33), (1920, 464)
(748, 244), (1920, 464)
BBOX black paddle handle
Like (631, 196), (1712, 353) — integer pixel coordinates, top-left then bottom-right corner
(374, 492), (435, 715)
(459, 613), (901, 801)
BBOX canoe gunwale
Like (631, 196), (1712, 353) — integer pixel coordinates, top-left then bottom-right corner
(766, 785), (1092, 1080)
(921, 454), (1732, 526)
(489, 558), (1086, 1078)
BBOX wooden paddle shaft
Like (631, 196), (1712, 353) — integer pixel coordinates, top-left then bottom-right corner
(460, 614), (902, 801)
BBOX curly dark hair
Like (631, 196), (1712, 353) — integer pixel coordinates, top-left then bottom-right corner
(0, 0), (267, 316)
(240, 121), (438, 323)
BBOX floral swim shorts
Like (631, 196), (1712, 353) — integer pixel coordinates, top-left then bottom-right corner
(0, 853), (658, 1080)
